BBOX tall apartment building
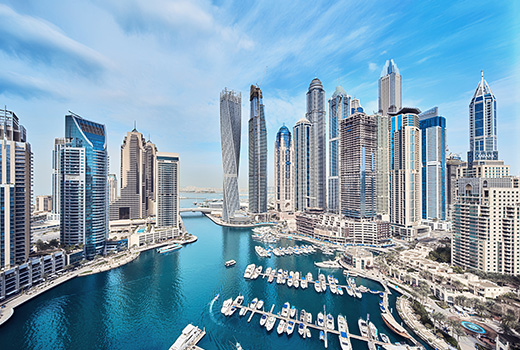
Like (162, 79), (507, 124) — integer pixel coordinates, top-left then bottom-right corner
(378, 59), (402, 115)
(306, 78), (326, 210)
(467, 71), (497, 169)
(389, 108), (423, 238)
(419, 107), (446, 220)
(220, 89), (241, 222)
(61, 113), (108, 258)
(446, 154), (463, 218)
(339, 112), (377, 219)
(108, 174), (118, 204)
(248, 85), (267, 214)
(274, 125), (294, 212)
(457, 160), (509, 179)
(328, 85), (351, 213)
(0, 109), (32, 269)
(51, 137), (69, 221)
(452, 177), (520, 274)
(377, 59), (401, 217)
(294, 118), (312, 212)
(156, 152), (179, 228)
(35, 195), (52, 212)
(109, 129), (157, 220)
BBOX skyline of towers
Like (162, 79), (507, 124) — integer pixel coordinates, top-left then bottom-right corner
(51, 137), (68, 222)
(109, 128), (157, 221)
(274, 125), (294, 213)
(294, 117), (312, 211)
(220, 89), (242, 222)
(339, 112), (377, 219)
(306, 78), (327, 210)
(0, 109), (32, 269)
(61, 113), (108, 258)
(419, 107), (446, 221)
(156, 152), (179, 228)
(328, 85), (351, 213)
(389, 108), (422, 238)
(467, 71), (497, 169)
(248, 85), (267, 214)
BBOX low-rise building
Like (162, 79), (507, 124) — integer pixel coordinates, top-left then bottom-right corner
(128, 226), (180, 248)
(342, 248), (373, 270)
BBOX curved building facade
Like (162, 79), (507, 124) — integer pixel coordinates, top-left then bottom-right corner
(274, 125), (294, 212)
(220, 89), (242, 222)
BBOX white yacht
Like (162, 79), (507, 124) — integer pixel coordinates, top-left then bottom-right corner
(252, 266), (262, 279)
(239, 307), (247, 317)
(286, 320), (295, 335)
(337, 315), (351, 350)
(226, 305), (237, 316)
(306, 272), (313, 281)
(317, 312), (324, 327)
(224, 260), (236, 267)
(368, 321), (378, 341)
(256, 299), (264, 310)
(337, 286), (344, 295)
(277, 319), (286, 335)
(221, 298), (233, 315)
(281, 302), (290, 317)
(298, 322), (305, 336)
(169, 324), (204, 350)
(314, 281), (322, 293)
(243, 264), (255, 279)
(290, 306), (296, 318)
(265, 316), (276, 331)
(157, 244), (182, 254)
(259, 313), (267, 327)
(326, 313), (334, 330)
(306, 312), (312, 324)
(358, 318), (369, 338)
(294, 272), (300, 288)
(380, 333), (390, 343)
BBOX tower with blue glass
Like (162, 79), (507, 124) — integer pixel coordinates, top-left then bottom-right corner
(468, 71), (497, 169)
(274, 125), (294, 212)
(328, 85), (351, 213)
(419, 107), (446, 220)
(61, 113), (108, 258)
(248, 85), (267, 214)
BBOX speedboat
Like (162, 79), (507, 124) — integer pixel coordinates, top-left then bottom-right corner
(281, 302), (290, 317)
(213, 294), (220, 302)
(337, 286), (344, 295)
(380, 333), (390, 343)
(226, 305), (237, 316)
(252, 266), (262, 279)
(299, 309), (306, 322)
(277, 319), (286, 335)
(256, 299), (264, 310)
(266, 316), (276, 331)
(294, 272), (300, 288)
(330, 283), (337, 294)
(317, 312), (324, 327)
(319, 330), (325, 341)
(306, 272), (313, 281)
(290, 306), (296, 318)
(225, 259), (236, 267)
(368, 321), (378, 341)
(346, 285), (354, 297)
(326, 313), (334, 330)
(306, 327), (311, 338)
(250, 298), (258, 309)
(306, 312), (312, 324)
(286, 320), (295, 335)
(358, 318), (369, 338)
(339, 331), (351, 350)
(354, 287), (362, 299)
(260, 313), (268, 327)
(287, 275), (293, 287)
(239, 307), (247, 317)
(301, 277), (307, 289)
(338, 315), (347, 333)
(243, 264), (255, 279)
(234, 295), (244, 306)
(298, 322), (305, 336)
(221, 298), (233, 315)
(314, 281), (321, 293)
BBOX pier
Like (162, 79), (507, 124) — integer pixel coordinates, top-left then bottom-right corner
(225, 298), (391, 348)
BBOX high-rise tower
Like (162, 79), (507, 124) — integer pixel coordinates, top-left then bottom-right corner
(0, 108), (31, 268)
(109, 129), (157, 220)
(220, 89), (241, 222)
(419, 107), (446, 220)
(306, 78), (326, 210)
(274, 125), (294, 212)
(61, 113), (108, 258)
(294, 118), (312, 211)
(248, 85), (267, 214)
(51, 137), (68, 221)
(467, 71), (497, 169)
(378, 59), (402, 115)
(156, 152), (179, 228)
(340, 112), (377, 219)
(328, 85), (351, 213)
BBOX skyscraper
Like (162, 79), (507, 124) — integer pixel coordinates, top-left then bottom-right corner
(220, 89), (241, 222)
(294, 118), (312, 211)
(274, 125), (294, 212)
(51, 137), (68, 221)
(389, 108), (422, 239)
(108, 174), (118, 204)
(419, 107), (446, 220)
(467, 71), (497, 169)
(61, 113), (108, 258)
(248, 85), (267, 214)
(156, 152), (179, 228)
(340, 112), (377, 218)
(306, 78), (326, 210)
(0, 108), (31, 269)
(328, 85), (351, 213)
(378, 59), (402, 115)
(109, 129), (157, 220)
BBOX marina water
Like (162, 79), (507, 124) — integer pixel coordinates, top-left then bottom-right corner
(0, 193), (427, 349)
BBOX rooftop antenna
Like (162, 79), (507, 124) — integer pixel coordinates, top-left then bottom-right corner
(133, 120), (137, 132)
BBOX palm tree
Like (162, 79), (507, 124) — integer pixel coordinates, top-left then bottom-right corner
(501, 312), (518, 335)
(431, 312), (446, 333)
(448, 319), (465, 343)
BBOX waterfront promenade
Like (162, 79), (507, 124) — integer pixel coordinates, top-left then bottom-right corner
(204, 213), (276, 228)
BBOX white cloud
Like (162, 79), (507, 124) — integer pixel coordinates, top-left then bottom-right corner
(368, 62), (378, 71)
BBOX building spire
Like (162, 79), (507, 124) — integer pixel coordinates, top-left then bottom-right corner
(132, 120), (137, 132)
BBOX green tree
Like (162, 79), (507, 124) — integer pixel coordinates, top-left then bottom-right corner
(501, 311), (519, 335)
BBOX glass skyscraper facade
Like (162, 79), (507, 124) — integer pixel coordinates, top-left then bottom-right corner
(328, 85), (351, 213)
(61, 113), (108, 259)
(220, 89), (241, 222)
(0, 109), (31, 268)
(419, 107), (446, 220)
(306, 78), (326, 210)
(468, 71), (497, 168)
(156, 153), (179, 228)
(248, 85), (267, 214)
(294, 118), (312, 211)
(378, 59), (402, 115)
(274, 125), (294, 212)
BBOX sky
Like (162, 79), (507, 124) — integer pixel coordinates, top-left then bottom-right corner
(0, 0), (518, 196)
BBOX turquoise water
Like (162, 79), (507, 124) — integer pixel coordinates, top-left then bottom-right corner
(0, 193), (426, 349)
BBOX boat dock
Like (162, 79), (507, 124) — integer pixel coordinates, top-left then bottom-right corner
(228, 299), (388, 348)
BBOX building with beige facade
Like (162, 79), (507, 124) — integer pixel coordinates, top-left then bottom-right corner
(35, 195), (52, 212)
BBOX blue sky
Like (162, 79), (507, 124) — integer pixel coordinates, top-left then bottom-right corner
(0, 0), (518, 196)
